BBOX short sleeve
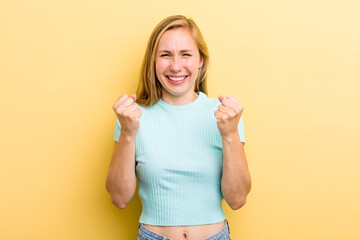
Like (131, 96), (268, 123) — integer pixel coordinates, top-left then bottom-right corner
(113, 118), (121, 142)
(238, 116), (245, 146)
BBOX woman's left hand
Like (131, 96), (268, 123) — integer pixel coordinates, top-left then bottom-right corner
(214, 95), (244, 139)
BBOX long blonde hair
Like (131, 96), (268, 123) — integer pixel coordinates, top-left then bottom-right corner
(135, 15), (209, 107)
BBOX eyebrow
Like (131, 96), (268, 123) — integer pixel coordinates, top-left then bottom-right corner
(158, 49), (193, 53)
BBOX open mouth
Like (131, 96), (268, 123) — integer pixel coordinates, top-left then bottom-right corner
(166, 75), (188, 84)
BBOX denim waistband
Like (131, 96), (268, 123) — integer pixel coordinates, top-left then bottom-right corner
(137, 219), (230, 240)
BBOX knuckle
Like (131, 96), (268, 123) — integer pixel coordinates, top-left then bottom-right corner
(125, 99), (132, 106)
(115, 108), (123, 115)
(123, 109), (132, 117)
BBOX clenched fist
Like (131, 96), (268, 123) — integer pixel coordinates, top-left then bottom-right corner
(112, 94), (142, 137)
(214, 95), (244, 138)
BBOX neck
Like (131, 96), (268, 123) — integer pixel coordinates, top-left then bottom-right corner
(161, 91), (198, 106)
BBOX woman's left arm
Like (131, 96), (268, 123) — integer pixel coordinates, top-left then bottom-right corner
(215, 96), (252, 210)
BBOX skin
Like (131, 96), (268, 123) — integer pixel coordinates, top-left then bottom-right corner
(216, 95), (251, 212)
(155, 27), (203, 106)
(107, 27), (251, 240)
(106, 94), (140, 210)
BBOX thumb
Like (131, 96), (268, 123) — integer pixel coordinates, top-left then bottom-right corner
(219, 95), (224, 102)
(130, 94), (137, 101)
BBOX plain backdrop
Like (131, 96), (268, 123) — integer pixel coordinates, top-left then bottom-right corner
(1, 0), (359, 239)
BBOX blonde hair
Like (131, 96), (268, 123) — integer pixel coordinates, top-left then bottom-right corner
(135, 15), (209, 107)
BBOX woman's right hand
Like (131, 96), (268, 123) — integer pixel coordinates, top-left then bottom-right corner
(112, 94), (142, 137)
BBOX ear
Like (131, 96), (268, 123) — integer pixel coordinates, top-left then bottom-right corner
(199, 56), (204, 69)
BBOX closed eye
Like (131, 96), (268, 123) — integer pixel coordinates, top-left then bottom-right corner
(160, 54), (192, 57)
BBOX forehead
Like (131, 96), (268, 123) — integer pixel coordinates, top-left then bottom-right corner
(157, 28), (198, 52)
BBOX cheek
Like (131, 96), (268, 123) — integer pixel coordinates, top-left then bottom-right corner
(184, 59), (199, 71)
(155, 60), (168, 71)
(184, 57), (200, 67)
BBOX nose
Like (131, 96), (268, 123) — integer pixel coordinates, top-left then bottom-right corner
(169, 55), (181, 72)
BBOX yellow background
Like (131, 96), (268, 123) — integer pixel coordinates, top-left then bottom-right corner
(1, 0), (359, 239)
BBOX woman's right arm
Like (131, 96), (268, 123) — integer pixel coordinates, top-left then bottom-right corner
(106, 94), (141, 209)
(106, 134), (137, 209)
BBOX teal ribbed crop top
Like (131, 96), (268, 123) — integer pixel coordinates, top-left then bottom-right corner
(113, 91), (245, 226)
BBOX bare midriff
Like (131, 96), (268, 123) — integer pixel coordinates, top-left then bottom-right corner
(143, 220), (225, 240)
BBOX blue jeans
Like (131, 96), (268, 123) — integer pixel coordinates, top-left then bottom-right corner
(135, 219), (231, 240)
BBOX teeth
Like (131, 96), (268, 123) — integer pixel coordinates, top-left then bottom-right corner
(168, 76), (186, 81)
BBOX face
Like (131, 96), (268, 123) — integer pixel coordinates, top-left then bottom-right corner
(155, 27), (204, 102)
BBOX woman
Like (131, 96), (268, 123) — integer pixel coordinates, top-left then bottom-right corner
(106, 15), (251, 240)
